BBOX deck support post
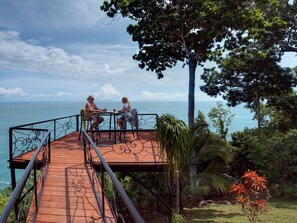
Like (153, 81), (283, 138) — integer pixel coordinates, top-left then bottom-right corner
(10, 167), (16, 191)
(10, 167), (19, 219)
(157, 173), (159, 211)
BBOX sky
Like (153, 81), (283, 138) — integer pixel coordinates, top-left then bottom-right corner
(0, 0), (296, 102)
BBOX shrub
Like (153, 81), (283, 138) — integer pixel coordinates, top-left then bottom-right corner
(230, 170), (270, 223)
(230, 128), (297, 196)
(183, 185), (211, 205)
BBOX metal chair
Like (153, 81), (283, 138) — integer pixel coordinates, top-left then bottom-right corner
(124, 108), (139, 139)
(78, 108), (91, 140)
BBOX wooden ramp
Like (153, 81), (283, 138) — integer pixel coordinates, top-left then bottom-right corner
(27, 133), (115, 223)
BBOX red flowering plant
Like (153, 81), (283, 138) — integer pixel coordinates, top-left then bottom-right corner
(230, 170), (270, 223)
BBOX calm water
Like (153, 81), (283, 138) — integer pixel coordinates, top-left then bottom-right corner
(0, 101), (256, 188)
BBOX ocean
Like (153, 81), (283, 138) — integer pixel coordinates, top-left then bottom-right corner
(0, 101), (257, 189)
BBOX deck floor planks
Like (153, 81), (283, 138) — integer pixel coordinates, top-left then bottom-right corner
(27, 133), (115, 223)
(16, 131), (165, 222)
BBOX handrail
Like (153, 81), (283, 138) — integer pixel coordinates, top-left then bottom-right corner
(11, 114), (79, 128)
(1, 130), (51, 222)
(9, 114), (79, 160)
(83, 130), (145, 223)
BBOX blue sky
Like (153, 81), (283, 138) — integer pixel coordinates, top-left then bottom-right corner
(0, 0), (296, 102)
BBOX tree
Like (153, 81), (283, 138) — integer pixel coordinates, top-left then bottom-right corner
(101, 0), (229, 126)
(101, 0), (285, 126)
(101, 0), (287, 186)
(266, 88), (297, 131)
(190, 111), (234, 194)
(156, 113), (233, 212)
(156, 114), (190, 212)
(208, 102), (235, 139)
(201, 46), (297, 130)
(278, 0), (297, 53)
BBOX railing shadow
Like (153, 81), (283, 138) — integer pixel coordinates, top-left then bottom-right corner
(83, 130), (145, 223)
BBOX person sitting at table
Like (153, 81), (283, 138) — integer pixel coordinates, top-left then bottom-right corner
(117, 97), (132, 130)
(85, 95), (107, 130)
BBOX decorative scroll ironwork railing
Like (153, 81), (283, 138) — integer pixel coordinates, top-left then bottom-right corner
(83, 130), (145, 223)
(97, 113), (158, 131)
(9, 114), (79, 160)
(0, 131), (51, 223)
(98, 129), (163, 163)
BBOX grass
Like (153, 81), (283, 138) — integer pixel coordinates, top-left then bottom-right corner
(183, 198), (297, 223)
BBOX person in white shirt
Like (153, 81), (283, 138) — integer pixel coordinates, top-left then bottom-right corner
(117, 97), (132, 130)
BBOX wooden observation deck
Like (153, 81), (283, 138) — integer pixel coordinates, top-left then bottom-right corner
(1, 113), (165, 222)
(7, 129), (165, 223)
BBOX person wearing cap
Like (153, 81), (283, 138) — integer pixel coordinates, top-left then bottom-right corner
(85, 95), (107, 129)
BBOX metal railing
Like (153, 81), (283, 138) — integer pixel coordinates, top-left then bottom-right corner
(9, 114), (79, 161)
(4, 113), (159, 222)
(83, 130), (145, 223)
(0, 131), (51, 223)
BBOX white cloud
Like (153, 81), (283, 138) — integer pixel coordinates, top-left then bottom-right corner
(57, 92), (71, 97)
(140, 90), (222, 101)
(0, 30), (112, 80)
(141, 91), (187, 101)
(0, 0), (108, 33)
(0, 87), (25, 96)
(93, 83), (121, 99)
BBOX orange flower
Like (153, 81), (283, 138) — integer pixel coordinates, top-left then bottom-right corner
(230, 170), (270, 223)
(235, 195), (247, 204)
(230, 182), (246, 195)
(256, 199), (267, 211)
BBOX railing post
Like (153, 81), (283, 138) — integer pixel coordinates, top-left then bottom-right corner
(9, 128), (13, 164)
(48, 133), (51, 163)
(9, 128), (17, 190)
(83, 135), (87, 163)
(101, 165), (105, 219)
(54, 120), (56, 141)
(76, 114), (79, 132)
(34, 161), (38, 212)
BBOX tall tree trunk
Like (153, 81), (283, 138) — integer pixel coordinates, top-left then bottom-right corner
(188, 59), (197, 126)
(189, 58), (197, 187)
(256, 93), (261, 130)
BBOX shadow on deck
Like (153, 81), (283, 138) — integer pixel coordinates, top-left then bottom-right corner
(8, 131), (166, 223)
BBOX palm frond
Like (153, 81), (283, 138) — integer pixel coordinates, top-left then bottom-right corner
(196, 161), (232, 194)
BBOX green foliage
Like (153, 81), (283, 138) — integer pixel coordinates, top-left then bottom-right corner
(171, 208), (187, 223)
(119, 172), (169, 212)
(201, 46), (296, 108)
(0, 186), (11, 212)
(157, 114), (190, 173)
(266, 90), (297, 132)
(278, 1), (297, 53)
(156, 114), (191, 210)
(185, 198), (297, 223)
(190, 111), (234, 195)
(230, 128), (297, 197)
(0, 186), (14, 223)
(183, 185), (211, 205)
(208, 102), (235, 139)
(101, 0), (288, 126)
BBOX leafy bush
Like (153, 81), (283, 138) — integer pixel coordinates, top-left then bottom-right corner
(183, 185), (211, 205)
(0, 186), (14, 222)
(230, 128), (297, 197)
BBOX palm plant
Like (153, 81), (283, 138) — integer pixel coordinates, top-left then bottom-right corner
(190, 111), (233, 194)
(156, 112), (233, 214)
(156, 114), (190, 211)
